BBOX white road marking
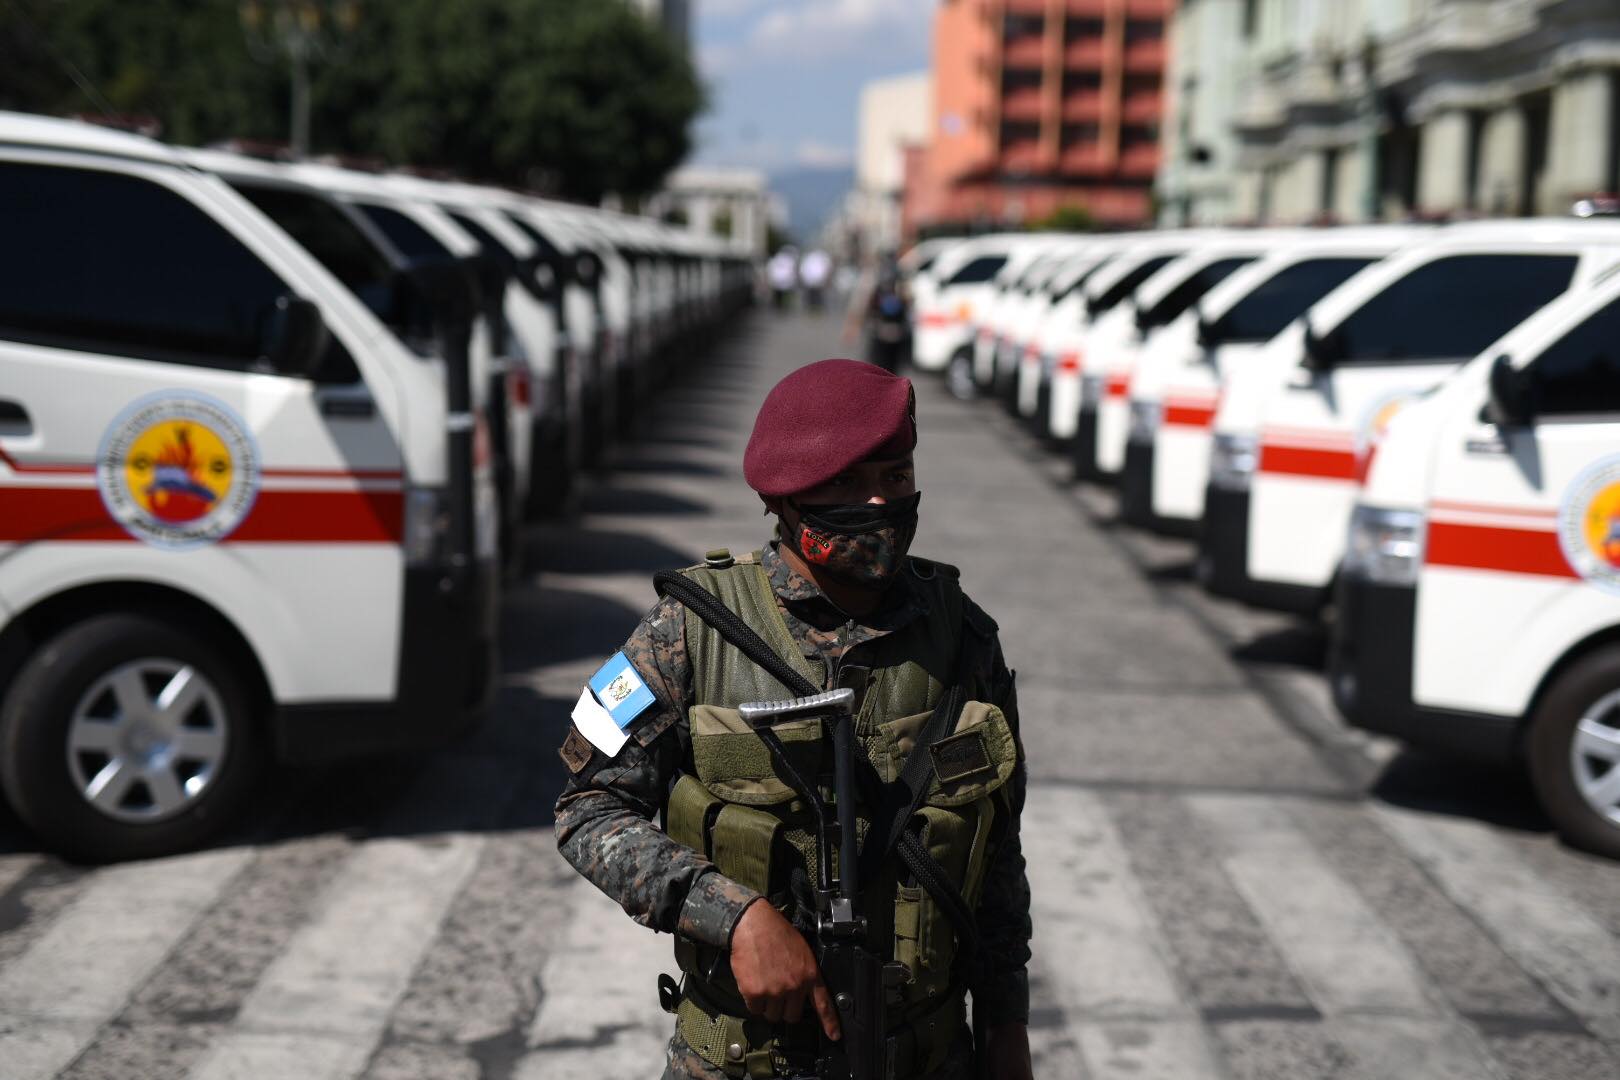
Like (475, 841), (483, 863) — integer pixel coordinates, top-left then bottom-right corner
(1378, 804), (1620, 1043)
(0, 847), (253, 1080)
(516, 871), (674, 1080)
(188, 834), (483, 1080)
(1025, 787), (1221, 1078)
(1193, 795), (1505, 1078)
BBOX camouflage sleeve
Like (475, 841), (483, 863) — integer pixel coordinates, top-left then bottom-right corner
(971, 632), (1032, 1027)
(553, 595), (763, 947)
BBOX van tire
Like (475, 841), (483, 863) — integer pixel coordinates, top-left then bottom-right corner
(1527, 646), (1620, 859)
(946, 350), (976, 401)
(0, 614), (259, 863)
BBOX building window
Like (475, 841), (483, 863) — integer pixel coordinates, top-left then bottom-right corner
(1124, 19), (1163, 41)
(1242, 0), (1259, 39)
(1004, 13), (1043, 39)
(1066, 17), (1104, 38)
(1121, 123), (1160, 145)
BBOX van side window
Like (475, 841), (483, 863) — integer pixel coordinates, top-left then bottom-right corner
(1139, 256), (1254, 329)
(1217, 257), (1373, 342)
(1530, 295), (1620, 415)
(1333, 254), (1577, 363)
(945, 256), (1008, 286)
(1092, 253), (1178, 312)
(0, 161), (302, 373)
(356, 202), (451, 260)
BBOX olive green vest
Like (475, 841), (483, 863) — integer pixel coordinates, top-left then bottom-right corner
(664, 550), (1017, 1079)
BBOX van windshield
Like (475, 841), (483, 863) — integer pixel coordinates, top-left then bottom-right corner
(1090, 253), (1177, 312)
(357, 202), (452, 261)
(233, 183), (397, 320)
(1215, 256), (1374, 342)
(945, 255), (1007, 286)
(1333, 253), (1577, 362)
(1139, 256), (1254, 329)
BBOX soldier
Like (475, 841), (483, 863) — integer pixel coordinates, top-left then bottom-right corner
(555, 358), (1033, 1080)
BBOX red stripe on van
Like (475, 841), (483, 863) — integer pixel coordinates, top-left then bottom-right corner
(1163, 401), (1218, 428)
(1105, 374), (1131, 399)
(1425, 521), (1576, 579)
(0, 487), (404, 544)
(1258, 443), (1359, 480)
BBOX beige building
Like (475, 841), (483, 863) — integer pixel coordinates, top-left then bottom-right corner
(644, 166), (771, 255)
(849, 71), (933, 257)
(1159, 0), (1620, 224)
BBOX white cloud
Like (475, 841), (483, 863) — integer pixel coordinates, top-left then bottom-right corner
(738, 0), (935, 66)
(795, 140), (854, 168)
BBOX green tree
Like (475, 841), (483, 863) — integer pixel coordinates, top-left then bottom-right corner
(0, 0), (704, 201)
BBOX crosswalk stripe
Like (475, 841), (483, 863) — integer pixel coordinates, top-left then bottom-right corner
(1192, 795), (1505, 1078)
(0, 847), (253, 1080)
(1377, 805), (1620, 1044)
(1024, 787), (1223, 1078)
(1192, 794), (1437, 1018)
(515, 870), (674, 1080)
(187, 834), (483, 1080)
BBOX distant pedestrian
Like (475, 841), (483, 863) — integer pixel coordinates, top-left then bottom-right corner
(767, 247), (799, 310)
(843, 255), (911, 373)
(799, 248), (833, 310)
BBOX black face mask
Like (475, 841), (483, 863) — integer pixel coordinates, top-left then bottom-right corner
(786, 492), (921, 589)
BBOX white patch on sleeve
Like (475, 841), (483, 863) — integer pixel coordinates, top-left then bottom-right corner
(572, 685), (631, 757)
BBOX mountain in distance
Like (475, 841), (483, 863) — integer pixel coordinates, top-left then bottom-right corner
(769, 164), (855, 245)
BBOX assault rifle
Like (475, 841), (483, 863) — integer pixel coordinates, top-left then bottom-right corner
(739, 689), (889, 1080)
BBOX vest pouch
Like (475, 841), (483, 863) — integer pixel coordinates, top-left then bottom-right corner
(690, 704), (825, 807)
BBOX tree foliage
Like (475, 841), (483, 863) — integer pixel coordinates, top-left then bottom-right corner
(0, 0), (703, 201)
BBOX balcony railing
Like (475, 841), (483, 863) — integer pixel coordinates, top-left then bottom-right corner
(1063, 38), (1107, 68)
(1122, 92), (1162, 121)
(1119, 144), (1160, 176)
(1003, 34), (1049, 70)
(1061, 92), (1104, 122)
(1001, 88), (1047, 122)
(1124, 39), (1165, 70)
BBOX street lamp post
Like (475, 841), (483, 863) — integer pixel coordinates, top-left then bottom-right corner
(1359, 36), (1381, 223)
(240, 1), (361, 158)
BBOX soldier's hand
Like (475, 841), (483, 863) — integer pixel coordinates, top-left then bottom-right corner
(729, 899), (842, 1040)
(984, 1022), (1032, 1080)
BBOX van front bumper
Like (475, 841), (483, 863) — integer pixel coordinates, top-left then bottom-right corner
(1198, 485), (1324, 612)
(1329, 574), (1518, 762)
(273, 559), (499, 764)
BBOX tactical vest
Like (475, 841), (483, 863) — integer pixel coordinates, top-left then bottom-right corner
(664, 550), (1017, 1079)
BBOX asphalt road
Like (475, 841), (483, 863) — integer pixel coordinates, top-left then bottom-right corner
(2, 307), (1619, 1080)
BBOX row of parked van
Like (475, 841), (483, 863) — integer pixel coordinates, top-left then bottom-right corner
(0, 112), (753, 861)
(907, 221), (1620, 858)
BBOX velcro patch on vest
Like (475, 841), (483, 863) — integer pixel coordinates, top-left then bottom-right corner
(559, 725), (595, 774)
(930, 729), (994, 784)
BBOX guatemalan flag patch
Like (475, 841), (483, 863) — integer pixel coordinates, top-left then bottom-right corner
(571, 652), (657, 757)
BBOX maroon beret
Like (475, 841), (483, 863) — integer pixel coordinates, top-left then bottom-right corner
(744, 359), (917, 496)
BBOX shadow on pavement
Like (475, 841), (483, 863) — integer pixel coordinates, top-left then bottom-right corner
(579, 486), (711, 517)
(1369, 749), (1552, 833)
(1229, 623), (1329, 670)
(499, 585), (647, 668)
(525, 526), (700, 575)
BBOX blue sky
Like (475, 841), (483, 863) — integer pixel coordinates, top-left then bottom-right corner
(691, 0), (937, 173)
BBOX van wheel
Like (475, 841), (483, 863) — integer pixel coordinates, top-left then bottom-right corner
(946, 350), (976, 401)
(0, 614), (258, 863)
(1527, 647), (1620, 859)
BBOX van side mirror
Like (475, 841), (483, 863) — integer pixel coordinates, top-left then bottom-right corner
(1196, 313), (1222, 349)
(525, 256), (560, 303)
(1486, 353), (1534, 427)
(264, 296), (329, 378)
(1301, 320), (1342, 372)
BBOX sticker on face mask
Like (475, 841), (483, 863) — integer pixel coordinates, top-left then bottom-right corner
(801, 527), (836, 564)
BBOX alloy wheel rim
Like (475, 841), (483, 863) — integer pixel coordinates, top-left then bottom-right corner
(66, 659), (229, 824)
(1571, 688), (1620, 827)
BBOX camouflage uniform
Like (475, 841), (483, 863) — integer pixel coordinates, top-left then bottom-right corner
(555, 541), (1032, 1079)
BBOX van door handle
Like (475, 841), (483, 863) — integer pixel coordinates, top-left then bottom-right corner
(319, 396), (376, 419)
(0, 399), (32, 436)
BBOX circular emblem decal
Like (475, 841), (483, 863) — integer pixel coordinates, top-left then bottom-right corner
(1559, 454), (1620, 593)
(97, 395), (260, 549)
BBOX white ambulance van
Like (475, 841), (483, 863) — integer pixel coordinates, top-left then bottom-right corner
(911, 235), (1020, 374)
(1077, 233), (1285, 485)
(1049, 234), (1193, 469)
(0, 113), (497, 861)
(990, 240), (1092, 412)
(973, 241), (1073, 400)
(1117, 228), (1421, 532)
(1331, 272), (1620, 856)
(1017, 241), (1124, 438)
(1201, 220), (1620, 612)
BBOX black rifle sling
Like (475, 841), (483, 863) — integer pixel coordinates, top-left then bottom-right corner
(652, 569), (979, 967)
